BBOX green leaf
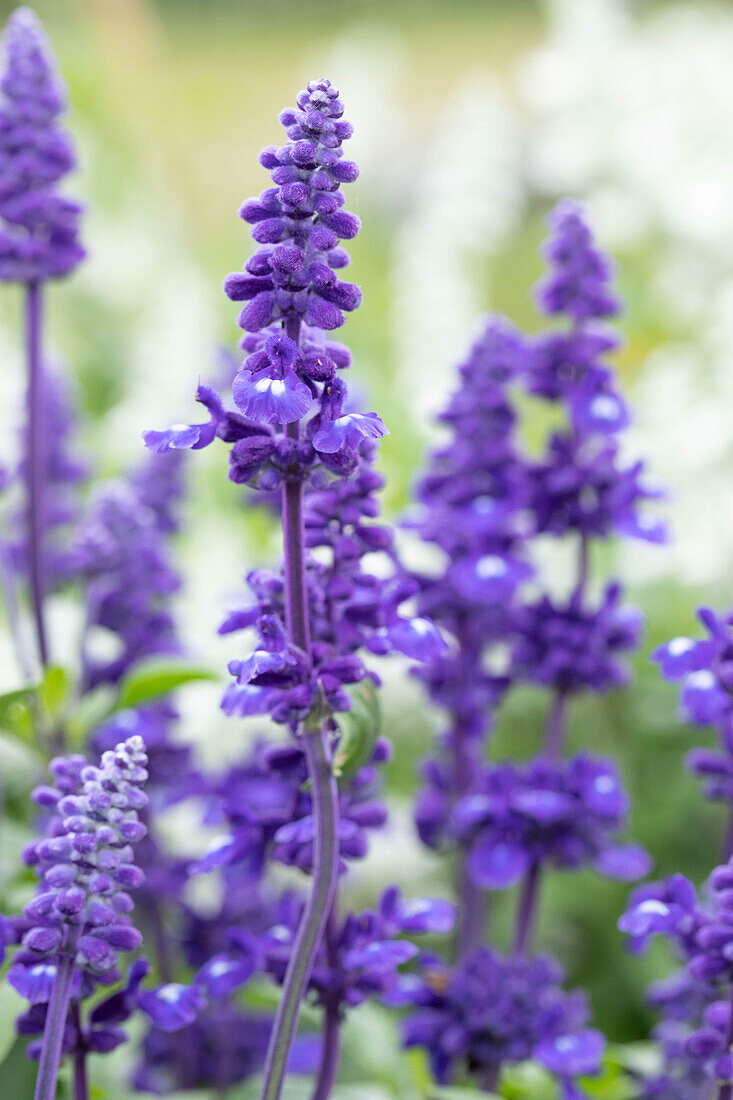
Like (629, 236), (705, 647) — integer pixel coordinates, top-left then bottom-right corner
(501, 1062), (555, 1098)
(429, 1088), (500, 1100)
(65, 684), (117, 746)
(38, 664), (70, 715)
(114, 657), (217, 711)
(341, 1002), (422, 1097)
(0, 685), (37, 741)
(607, 1041), (660, 1076)
(0, 1037), (37, 1098)
(334, 679), (381, 785)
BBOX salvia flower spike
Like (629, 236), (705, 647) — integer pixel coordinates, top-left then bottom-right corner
(0, 7), (85, 671)
(620, 607), (733, 1095)
(12, 736), (148, 1100)
(402, 200), (662, 1093)
(0, 7), (84, 281)
(227, 80), (362, 1100)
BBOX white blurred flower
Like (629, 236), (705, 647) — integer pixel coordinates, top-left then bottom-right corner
(392, 74), (525, 421)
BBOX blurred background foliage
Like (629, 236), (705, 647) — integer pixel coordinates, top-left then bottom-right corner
(2, 0), (733, 1095)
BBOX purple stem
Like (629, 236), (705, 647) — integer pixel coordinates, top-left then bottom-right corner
(259, 317), (340, 1100)
(34, 952), (76, 1100)
(511, 691), (568, 956)
(512, 861), (541, 956)
(542, 691), (569, 762)
(70, 1003), (88, 1100)
(457, 855), (485, 960)
(310, 911), (342, 1100)
(310, 1002), (340, 1100)
(25, 279), (50, 669)
(481, 1066), (500, 1093)
(260, 728), (339, 1100)
(73, 1050), (88, 1100)
(510, 536), (582, 959)
(453, 719), (486, 958)
(449, 620), (488, 959)
(0, 540), (35, 681)
(282, 431), (312, 657)
(723, 808), (733, 863)
(576, 532), (589, 598)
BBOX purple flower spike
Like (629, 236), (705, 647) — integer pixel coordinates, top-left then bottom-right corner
(2, 736), (155, 1100)
(404, 201), (661, 1092)
(19, 735), (149, 977)
(0, 7), (84, 280)
(511, 586), (642, 695)
(619, 856), (733, 1091)
(399, 949), (600, 1091)
(536, 200), (620, 322)
(225, 78), (360, 336)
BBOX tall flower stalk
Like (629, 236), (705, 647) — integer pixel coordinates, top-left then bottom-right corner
(0, 7), (84, 669)
(410, 316), (529, 959)
(507, 199), (663, 956)
(402, 201), (663, 1095)
(146, 77), (447, 1100)
(223, 80), (361, 1100)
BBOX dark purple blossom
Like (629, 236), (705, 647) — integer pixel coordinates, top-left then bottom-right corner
(12, 958), (151, 1065)
(510, 584), (643, 695)
(262, 886), (455, 1013)
(635, 971), (713, 1098)
(132, 1004), (271, 1094)
(621, 860), (733, 1092)
(137, 982), (207, 1033)
(142, 383), (227, 454)
(224, 78), (360, 337)
(395, 948), (603, 1092)
(192, 737), (390, 880)
(449, 754), (650, 889)
(662, 610), (733, 714)
(407, 315), (530, 758)
(403, 200), (659, 1094)
(527, 202), (633, 440)
(219, 437), (446, 729)
(653, 608), (733, 803)
(529, 431), (665, 543)
(535, 199), (621, 322)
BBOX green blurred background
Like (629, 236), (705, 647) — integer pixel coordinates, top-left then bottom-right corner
(2, 0), (733, 1095)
